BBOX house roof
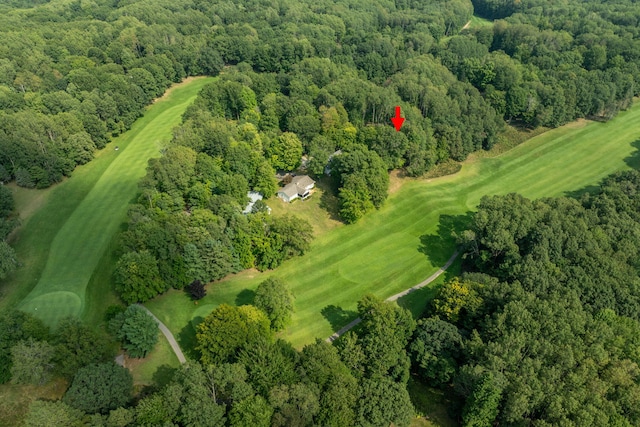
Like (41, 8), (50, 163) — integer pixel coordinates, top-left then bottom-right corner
(278, 184), (299, 198)
(247, 191), (263, 203)
(291, 175), (315, 188)
(278, 175), (315, 200)
(243, 191), (264, 214)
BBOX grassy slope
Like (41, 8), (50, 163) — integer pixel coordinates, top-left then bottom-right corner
(128, 335), (180, 386)
(146, 103), (640, 349)
(408, 377), (458, 427)
(3, 77), (214, 326)
(468, 15), (493, 28)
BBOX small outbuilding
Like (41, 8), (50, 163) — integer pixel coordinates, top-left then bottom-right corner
(243, 191), (264, 214)
(324, 150), (342, 175)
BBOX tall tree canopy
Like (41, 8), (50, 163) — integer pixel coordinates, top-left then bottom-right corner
(63, 362), (133, 414)
(254, 277), (295, 331)
(410, 170), (640, 426)
(108, 305), (158, 359)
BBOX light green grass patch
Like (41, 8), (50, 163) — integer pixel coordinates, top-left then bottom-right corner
(467, 15), (493, 29)
(146, 102), (640, 349)
(128, 335), (180, 386)
(19, 291), (82, 325)
(5, 183), (50, 230)
(11, 77), (214, 326)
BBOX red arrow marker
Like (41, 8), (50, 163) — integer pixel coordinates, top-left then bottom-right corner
(391, 106), (405, 131)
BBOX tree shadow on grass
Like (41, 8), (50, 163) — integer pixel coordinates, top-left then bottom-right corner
(566, 139), (640, 199)
(625, 139), (640, 171)
(396, 260), (460, 318)
(418, 213), (473, 266)
(321, 304), (358, 332)
(178, 317), (203, 360)
(318, 179), (341, 222)
(235, 288), (255, 306)
(152, 364), (176, 388)
(565, 184), (601, 200)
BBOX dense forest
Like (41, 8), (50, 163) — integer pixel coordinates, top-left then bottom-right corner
(447, 170), (640, 425)
(0, 183), (18, 280)
(3, 0), (640, 425)
(2, 0), (640, 189)
(7, 170), (640, 426)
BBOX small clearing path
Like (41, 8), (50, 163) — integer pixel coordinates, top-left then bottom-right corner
(138, 304), (186, 364)
(325, 250), (460, 342)
(461, 20), (471, 30)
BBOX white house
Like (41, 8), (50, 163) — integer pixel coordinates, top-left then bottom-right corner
(277, 175), (315, 203)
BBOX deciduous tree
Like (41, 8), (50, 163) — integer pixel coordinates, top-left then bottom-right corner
(0, 310), (48, 383)
(196, 304), (271, 365)
(356, 377), (414, 427)
(114, 250), (166, 304)
(229, 395), (273, 427)
(410, 317), (463, 385)
(109, 305), (158, 358)
(356, 294), (416, 381)
(53, 317), (114, 378)
(63, 362), (133, 414)
(10, 339), (55, 385)
(268, 132), (303, 171)
(254, 278), (294, 331)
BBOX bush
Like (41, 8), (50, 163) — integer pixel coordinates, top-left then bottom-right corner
(187, 279), (206, 300)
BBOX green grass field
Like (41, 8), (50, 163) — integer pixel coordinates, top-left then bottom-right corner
(128, 335), (180, 386)
(466, 15), (493, 29)
(6, 77), (214, 326)
(146, 104), (640, 349)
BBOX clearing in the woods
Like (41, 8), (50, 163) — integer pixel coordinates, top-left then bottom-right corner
(146, 102), (640, 348)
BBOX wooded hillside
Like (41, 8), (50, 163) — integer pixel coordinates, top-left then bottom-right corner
(1, 0), (639, 189)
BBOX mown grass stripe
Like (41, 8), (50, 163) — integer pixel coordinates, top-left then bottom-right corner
(17, 77), (214, 326)
(146, 101), (640, 348)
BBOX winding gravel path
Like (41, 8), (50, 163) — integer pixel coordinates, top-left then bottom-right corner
(138, 250), (460, 356)
(325, 250), (460, 343)
(138, 304), (187, 364)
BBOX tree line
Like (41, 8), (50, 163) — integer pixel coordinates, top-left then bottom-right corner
(0, 0), (639, 234)
(5, 0), (640, 191)
(16, 276), (421, 427)
(0, 185), (17, 280)
(415, 170), (640, 426)
(0, 305), (156, 409)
